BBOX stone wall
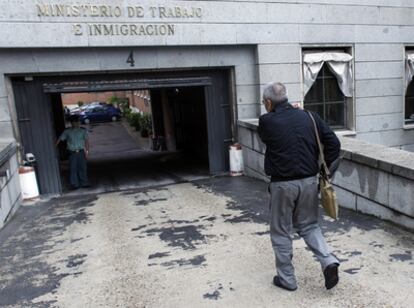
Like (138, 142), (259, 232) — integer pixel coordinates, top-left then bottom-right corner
(2, 1), (414, 147)
(0, 142), (21, 229)
(238, 120), (414, 230)
(3, 1), (414, 48)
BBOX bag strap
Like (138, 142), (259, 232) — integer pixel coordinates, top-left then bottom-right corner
(306, 111), (331, 178)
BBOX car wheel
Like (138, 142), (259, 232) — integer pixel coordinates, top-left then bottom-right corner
(84, 118), (90, 124)
(111, 116), (118, 122)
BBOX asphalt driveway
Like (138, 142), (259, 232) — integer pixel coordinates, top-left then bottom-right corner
(0, 176), (413, 307)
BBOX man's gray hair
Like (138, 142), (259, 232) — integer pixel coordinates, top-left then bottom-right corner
(263, 82), (288, 110)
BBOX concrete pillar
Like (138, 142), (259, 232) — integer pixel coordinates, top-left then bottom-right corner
(128, 91), (135, 109)
(161, 90), (176, 151)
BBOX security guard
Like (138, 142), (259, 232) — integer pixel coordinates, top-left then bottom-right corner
(56, 114), (90, 190)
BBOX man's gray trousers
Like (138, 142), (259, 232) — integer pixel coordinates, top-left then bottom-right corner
(269, 176), (338, 289)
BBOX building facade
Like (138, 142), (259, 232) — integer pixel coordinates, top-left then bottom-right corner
(1, 0), (414, 227)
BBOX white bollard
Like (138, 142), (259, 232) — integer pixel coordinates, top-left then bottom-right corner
(229, 143), (244, 176)
(19, 166), (39, 200)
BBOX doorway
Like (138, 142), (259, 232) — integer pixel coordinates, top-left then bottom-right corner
(12, 70), (233, 195)
(55, 87), (210, 192)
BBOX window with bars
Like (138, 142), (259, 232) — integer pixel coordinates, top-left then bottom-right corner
(405, 80), (414, 125)
(304, 64), (347, 129)
(405, 50), (414, 125)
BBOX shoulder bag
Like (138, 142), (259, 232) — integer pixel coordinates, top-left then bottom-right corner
(307, 112), (339, 220)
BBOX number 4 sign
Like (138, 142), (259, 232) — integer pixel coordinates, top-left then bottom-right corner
(126, 51), (135, 67)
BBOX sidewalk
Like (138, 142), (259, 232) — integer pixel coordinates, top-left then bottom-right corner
(120, 118), (152, 151)
(0, 176), (413, 307)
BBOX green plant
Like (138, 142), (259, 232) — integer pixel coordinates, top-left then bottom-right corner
(140, 113), (152, 137)
(77, 101), (84, 107)
(123, 107), (132, 117)
(108, 96), (129, 110)
(128, 112), (142, 131)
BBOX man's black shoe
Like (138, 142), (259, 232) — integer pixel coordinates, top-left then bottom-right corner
(273, 276), (297, 291)
(69, 186), (79, 191)
(324, 263), (339, 290)
(81, 184), (91, 188)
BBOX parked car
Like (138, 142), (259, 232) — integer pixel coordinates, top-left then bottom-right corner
(79, 105), (121, 124)
(70, 102), (107, 115)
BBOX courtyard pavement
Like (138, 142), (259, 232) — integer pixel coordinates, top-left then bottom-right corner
(0, 176), (413, 307)
(61, 121), (208, 194)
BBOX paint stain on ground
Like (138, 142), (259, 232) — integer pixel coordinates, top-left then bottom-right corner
(254, 231), (269, 236)
(144, 225), (208, 250)
(131, 188), (174, 206)
(193, 177), (269, 225)
(389, 251), (412, 262)
(224, 201), (267, 224)
(121, 187), (170, 196)
(344, 267), (362, 275)
(135, 198), (168, 206)
(131, 225), (148, 232)
(148, 252), (171, 259)
(203, 282), (234, 300)
(70, 238), (84, 243)
(160, 255), (206, 268)
(0, 194), (97, 307)
(66, 254), (87, 268)
(331, 250), (362, 263)
(203, 290), (221, 300)
(166, 219), (200, 224)
(369, 241), (384, 248)
(67, 208), (94, 225)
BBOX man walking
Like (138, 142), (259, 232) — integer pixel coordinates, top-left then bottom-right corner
(57, 114), (90, 190)
(258, 82), (340, 291)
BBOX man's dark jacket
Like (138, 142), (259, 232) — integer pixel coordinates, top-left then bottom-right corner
(258, 102), (340, 181)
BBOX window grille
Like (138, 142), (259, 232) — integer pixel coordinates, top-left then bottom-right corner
(302, 50), (353, 129)
(304, 64), (347, 128)
(405, 51), (414, 125)
(405, 80), (414, 125)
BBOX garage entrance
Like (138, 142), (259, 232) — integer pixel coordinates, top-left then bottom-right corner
(12, 70), (233, 195)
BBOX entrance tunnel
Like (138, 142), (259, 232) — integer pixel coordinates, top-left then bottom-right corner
(12, 71), (233, 195)
(55, 87), (210, 193)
